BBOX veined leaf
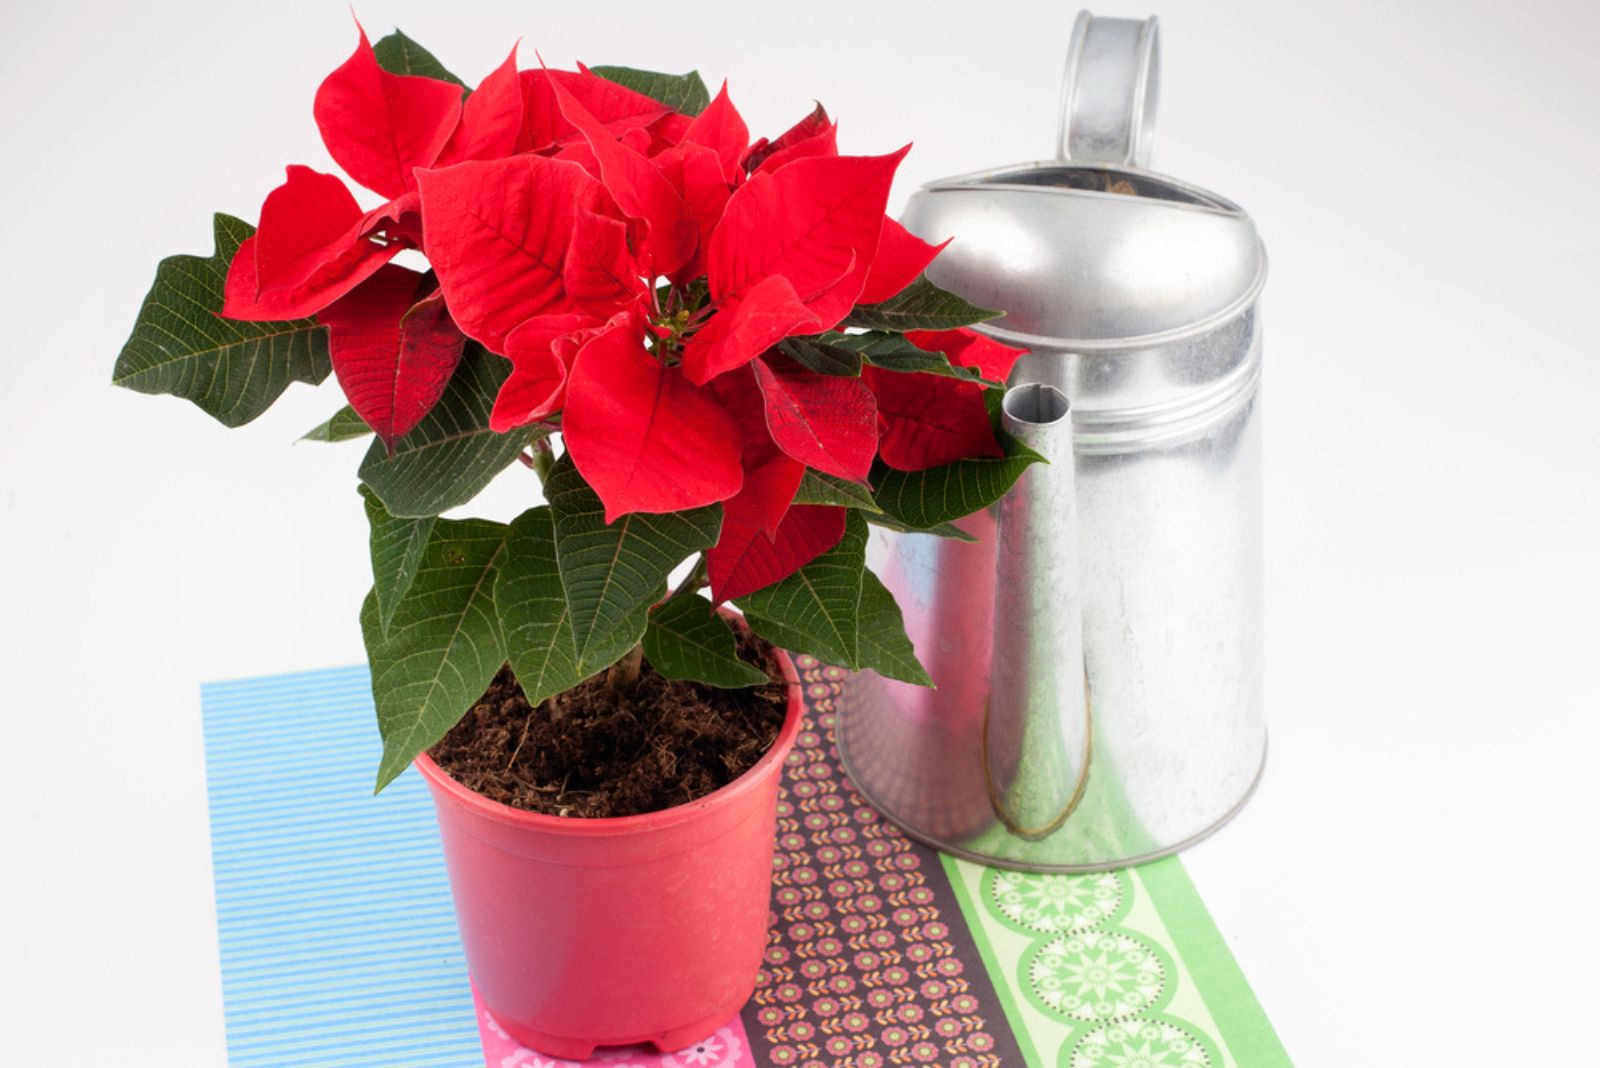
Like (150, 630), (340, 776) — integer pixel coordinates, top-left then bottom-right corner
(545, 458), (723, 673)
(791, 470), (881, 513)
(858, 337), (995, 384)
(844, 274), (1002, 332)
(300, 405), (373, 443)
(866, 512), (978, 542)
(739, 511), (868, 668)
(358, 343), (530, 518)
(779, 329), (994, 382)
(644, 593), (768, 688)
(111, 214), (330, 427)
(775, 334), (862, 377)
(872, 431), (1045, 529)
(364, 517), (509, 792)
(362, 486), (435, 636)
(372, 29), (466, 88)
(494, 508), (585, 705)
(856, 568), (933, 686)
(589, 65), (711, 116)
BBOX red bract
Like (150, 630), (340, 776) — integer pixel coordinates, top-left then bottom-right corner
(681, 275), (820, 385)
(703, 370), (825, 602)
(858, 220), (948, 305)
(319, 265), (467, 448)
(489, 312), (596, 433)
(548, 73), (698, 276)
(752, 357), (879, 481)
(682, 83), (749, 183)
(653, 142), (732, 278)
(314, 27), (462, 200)
(415, 155), (606, 351)
(518, 68), (669, 153)
(563, 208), (637, 310)
(708, 148), (908, 327)
(710, 504), (848, 603)
(214, 34), (1013, 600)
(439, 46), (523, 165)
(743, 104), (835, 174)
(669, 146), (916, 386)
(562, 312), (744, 521)
(223, 166), (401, 321)
(864, 366), (1003, 471)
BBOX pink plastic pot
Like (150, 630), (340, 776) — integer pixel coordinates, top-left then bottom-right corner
(414, 642), (803, 1059)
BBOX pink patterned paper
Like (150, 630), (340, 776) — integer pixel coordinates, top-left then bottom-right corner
(474, 986), (756, 1068)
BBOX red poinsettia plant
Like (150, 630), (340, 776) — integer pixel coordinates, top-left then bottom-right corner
(113, 28), (1040, 790)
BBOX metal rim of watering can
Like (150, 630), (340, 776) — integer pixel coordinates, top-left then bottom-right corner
(908, 161), (1268, 354)
(1057, 11), (1161, 167)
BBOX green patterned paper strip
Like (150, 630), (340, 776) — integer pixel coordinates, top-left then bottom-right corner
(940, 854), (1291, 1068)
(1138, 859), (1293, 1068)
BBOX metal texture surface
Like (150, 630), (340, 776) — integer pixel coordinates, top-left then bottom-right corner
(984, 384), (1090, 841)
(838, 12), (1268, 871)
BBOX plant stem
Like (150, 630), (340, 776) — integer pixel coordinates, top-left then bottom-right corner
(529, 436), (556, 485)
(670, 554), (709, 600)
(606, 643), (645, 694)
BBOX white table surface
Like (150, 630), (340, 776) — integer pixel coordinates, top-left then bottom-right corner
(3, 1), (1596, 1064)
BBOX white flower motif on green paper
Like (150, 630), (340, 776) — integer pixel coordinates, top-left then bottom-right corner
(1027, 929), (1166, 1022)
(1066, 1017), (1216, 1068)
(986, 869), (1126, 934)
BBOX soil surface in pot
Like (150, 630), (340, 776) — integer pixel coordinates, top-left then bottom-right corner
(428, 628), (790, 818)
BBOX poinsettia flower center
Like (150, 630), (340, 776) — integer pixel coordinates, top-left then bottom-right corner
(647, 286), (714, 352)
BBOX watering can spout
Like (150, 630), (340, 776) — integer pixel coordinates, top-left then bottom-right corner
(983, 383), (1090, 839)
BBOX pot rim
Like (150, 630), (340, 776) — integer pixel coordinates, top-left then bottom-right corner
(412, 613), (805, 837)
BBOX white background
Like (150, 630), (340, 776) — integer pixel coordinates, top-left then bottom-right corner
(3, 1), (1597, 1064)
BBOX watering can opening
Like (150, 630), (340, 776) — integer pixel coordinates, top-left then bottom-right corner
(1003, 382), (1071, 426)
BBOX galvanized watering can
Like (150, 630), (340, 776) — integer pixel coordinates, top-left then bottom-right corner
(838, 12), (1268, 871)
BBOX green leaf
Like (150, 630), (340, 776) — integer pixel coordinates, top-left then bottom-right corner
(362, 486), (436, 637)
(776, 330), (996, 381)
(372, 29), (466, 87)
(857, 335), (995, 385)
(301, 405), (373, 443)
(363, 517), (509, 792)
(493, 508), (585, 705)
(791, 469), (882, 513)
(545, 458), (723, 673)
(739, 511), (868, 668)
(844, 274), (1003, 333)
(775, 335), (863, 376)
(358, 343), (530, 518)
(866, 512), (978, 542)
(856, 568), (933, 686)
(111, 214), (330, 427)
(644, 592), (769, 688)
(589, 65), (711, 115)
(872, 432), (1045, 529)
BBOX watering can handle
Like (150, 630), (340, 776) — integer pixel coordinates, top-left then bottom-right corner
(1056, 11), (1161, 167)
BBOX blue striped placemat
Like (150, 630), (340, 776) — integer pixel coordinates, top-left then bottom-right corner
(202, 665), (481, 1068)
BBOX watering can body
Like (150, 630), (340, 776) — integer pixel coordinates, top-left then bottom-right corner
(837, 13), (1267, 870)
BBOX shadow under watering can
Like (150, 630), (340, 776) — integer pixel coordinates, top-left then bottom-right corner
(838, 12), (1268, 871)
